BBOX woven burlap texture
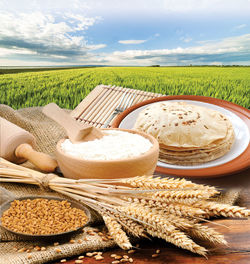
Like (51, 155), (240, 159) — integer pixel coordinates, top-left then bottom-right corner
(0, 105), (240, 264)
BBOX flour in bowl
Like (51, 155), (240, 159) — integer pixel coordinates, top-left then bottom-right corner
(60, 130), (153, 160)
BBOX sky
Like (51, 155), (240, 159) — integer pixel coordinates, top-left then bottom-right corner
(0, 0), (250, 66)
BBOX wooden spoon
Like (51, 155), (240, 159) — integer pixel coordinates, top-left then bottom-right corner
(42, 103), (104, 143)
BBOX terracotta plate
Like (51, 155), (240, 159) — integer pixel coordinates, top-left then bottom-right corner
(112, 95), (250, 178)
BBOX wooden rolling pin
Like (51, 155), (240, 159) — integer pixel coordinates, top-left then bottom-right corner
(0, 117), (57, 172)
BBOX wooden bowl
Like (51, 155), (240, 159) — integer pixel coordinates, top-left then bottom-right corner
(56, 128), (159, 179)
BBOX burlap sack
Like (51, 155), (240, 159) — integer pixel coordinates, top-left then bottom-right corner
(0, 105), (240, 264)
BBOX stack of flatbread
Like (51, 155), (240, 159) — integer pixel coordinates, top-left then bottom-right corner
(134, 101), (235, 165)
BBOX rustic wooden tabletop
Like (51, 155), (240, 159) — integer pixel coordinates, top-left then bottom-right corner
(52, 169), (250, 264)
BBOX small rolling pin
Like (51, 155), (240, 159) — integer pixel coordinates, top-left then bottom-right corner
(0, 117), (57, 172)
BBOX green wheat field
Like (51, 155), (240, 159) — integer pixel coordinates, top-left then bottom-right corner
(0, 66), (249, 109)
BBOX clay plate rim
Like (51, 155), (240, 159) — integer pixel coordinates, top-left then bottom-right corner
(112, 95), (250, 178)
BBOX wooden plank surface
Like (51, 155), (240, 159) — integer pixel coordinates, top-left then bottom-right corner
(52, 168), (250, 264)
(70, 85), (163, 127)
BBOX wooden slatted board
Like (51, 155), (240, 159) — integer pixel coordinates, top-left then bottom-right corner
(71, 85), (163, 127)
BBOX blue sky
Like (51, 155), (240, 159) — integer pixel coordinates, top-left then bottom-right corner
(0, 0), (250, 66)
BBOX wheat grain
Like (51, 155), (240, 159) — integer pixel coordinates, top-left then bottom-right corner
(102, 214), (132, 250)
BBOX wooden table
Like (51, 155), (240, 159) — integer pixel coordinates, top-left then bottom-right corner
(53, 169), (250, 264)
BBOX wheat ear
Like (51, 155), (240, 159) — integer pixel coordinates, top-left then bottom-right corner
(152, 189), (215, 201)
(146, 226), (207, 256)
(188, 223), (228, 245)
(102, 214), (132, 250)
(150, 209), (194, 230)
(129, 198), (206, 217)
(118, 204), (177, 233)
(193, 201), (250, 218)
(122, 176), (218, 193)
(112, 213), (146, 238)
(126, 196), (199, 205)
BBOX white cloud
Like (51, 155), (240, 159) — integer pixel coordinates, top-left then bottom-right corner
(233, 24), (247, 30)
(0, 47), (37, 56)
(0, 11), (105, 59)
(1, 0), (91, 13)
(162, 0), (250, 14)
(118, 33), (159, 45)
(210, 61), (223, 66)
(2, 33), (250, 66)
(86, 44), (107, 50)
(2, 0), (250, 17)
(76, 0), (250, 15)
(101, 34), (250, 65)
(180, 36), (192, 43)
(63, 13), (101, 31)
(118, 39), (147, 45)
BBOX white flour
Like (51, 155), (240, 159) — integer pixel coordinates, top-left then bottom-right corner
(60, 130), (152, 160)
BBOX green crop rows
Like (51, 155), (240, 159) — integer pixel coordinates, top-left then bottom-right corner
(0, 67), (249, 109)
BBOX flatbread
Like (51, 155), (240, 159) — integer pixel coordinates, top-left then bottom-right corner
(159, 121), (234, 154)
(159, 132), (234, 165)
(159, 134), (234, 161)
(134, 101), (235, 165)
(159, 141), (233, 165)
(134, 101), (229, 148)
